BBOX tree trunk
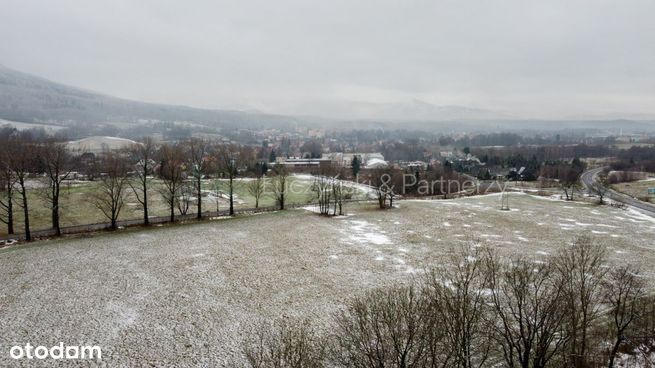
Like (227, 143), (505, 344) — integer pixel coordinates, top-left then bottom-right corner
(143, 180), (149, 226)
(20, 180), (30, 241)
(229, 176), (234, 215)
(608, 336), (622, 368)
(6, 183), (14, 234)
(52, 192), (60, 236)
(169, 198), (175, 222)
(196, 177), (202, 219)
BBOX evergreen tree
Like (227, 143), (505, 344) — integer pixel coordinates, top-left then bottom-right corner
(351, 155), (361, 178)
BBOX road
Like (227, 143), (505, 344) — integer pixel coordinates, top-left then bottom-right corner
(581, 167), (655, 215)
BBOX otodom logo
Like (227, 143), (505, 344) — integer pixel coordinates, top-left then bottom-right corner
(9, 343), (102, 360)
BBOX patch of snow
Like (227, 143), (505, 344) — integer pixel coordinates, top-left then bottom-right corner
(345, 219), (392, 245)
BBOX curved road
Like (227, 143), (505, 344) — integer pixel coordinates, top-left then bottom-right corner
(581, 167), (655, 215)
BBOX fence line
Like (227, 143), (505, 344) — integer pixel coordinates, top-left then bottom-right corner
(0, 199), (377, 242)
(1, 188), (604, 243)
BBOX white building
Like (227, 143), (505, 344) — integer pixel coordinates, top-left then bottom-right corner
(321, 152), (386, 167)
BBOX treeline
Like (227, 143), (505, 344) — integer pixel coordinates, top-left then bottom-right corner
(0, 121), (221, 142)
(475, 144), (613, 167)
(539, 158), (587, 200)
(611, 146), (655, 173)
(300, 131), (614, 163)
(242, 237), (654, 368)
(370, 137), (605, 163)
(0, 133), (291, 241)
(357, 163), (470, 209)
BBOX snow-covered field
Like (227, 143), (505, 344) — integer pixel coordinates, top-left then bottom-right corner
(1, 193), (654, 366)
(0, 118), (65, 132)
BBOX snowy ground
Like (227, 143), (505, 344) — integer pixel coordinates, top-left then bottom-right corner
(1, 193), (654, 366)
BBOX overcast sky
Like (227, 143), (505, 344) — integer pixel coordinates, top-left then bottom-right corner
(1, 0), (654, 119)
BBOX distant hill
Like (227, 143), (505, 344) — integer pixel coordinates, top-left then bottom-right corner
(0, 65), (301, 130)
(292, 98), (514, 121)
(1, 65), (654, 134)
(67, 136), (138, 154)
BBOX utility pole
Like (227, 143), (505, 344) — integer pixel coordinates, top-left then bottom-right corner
(500, 179), (510, 211)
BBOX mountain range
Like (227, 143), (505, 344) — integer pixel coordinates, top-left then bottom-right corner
(0, 65), (302, 130)
(1, 64), (654, 133)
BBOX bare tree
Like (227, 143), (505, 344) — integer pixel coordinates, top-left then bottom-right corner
(485, 255), (570, 368)
(272, 164), (289, 210)
(333, 286), (432, 368)
(553, 236), (607, 366)
(210, 179), (221, 213)
(603, 266), (645, 368)
(176, 181), (193, 216)
(424, 245), (493, 368)
(157, 143), (187, 222)
(370, 167), (391, 209)
(243, 319), (326, 368)
(331, 177), (345, 216)
(247, 176), (265, 209)
(560, 170), (579, 201)
(7, 137), (34, 240)
(386, 168), (403, 208)
(630, 295), (655, 365)
(559, 159), (585, 201)
(187, 138), (210, 219)
(330, 166), (350, 216)
(0, 145), (16, 234)
(92, 152), (129, 230)
(216, 145), (238, 215)
(38, 139), (73, 236)
(592, 171), (610, 205)
(128, 136), (156, 226)
(312, 175), (333, 216)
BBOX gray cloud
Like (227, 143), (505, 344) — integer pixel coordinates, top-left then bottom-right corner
(1, 0), (654, 119)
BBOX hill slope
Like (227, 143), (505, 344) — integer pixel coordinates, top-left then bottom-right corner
(0, 65), (300, 129)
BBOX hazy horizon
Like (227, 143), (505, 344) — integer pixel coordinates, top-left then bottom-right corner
(2, 0), (655, 120)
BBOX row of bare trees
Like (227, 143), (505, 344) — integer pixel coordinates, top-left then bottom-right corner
(0, 135), (293, 239)
(0, 136), (75, 240)
(242, 236), (654, 368)
(121, 139), (290, 225)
